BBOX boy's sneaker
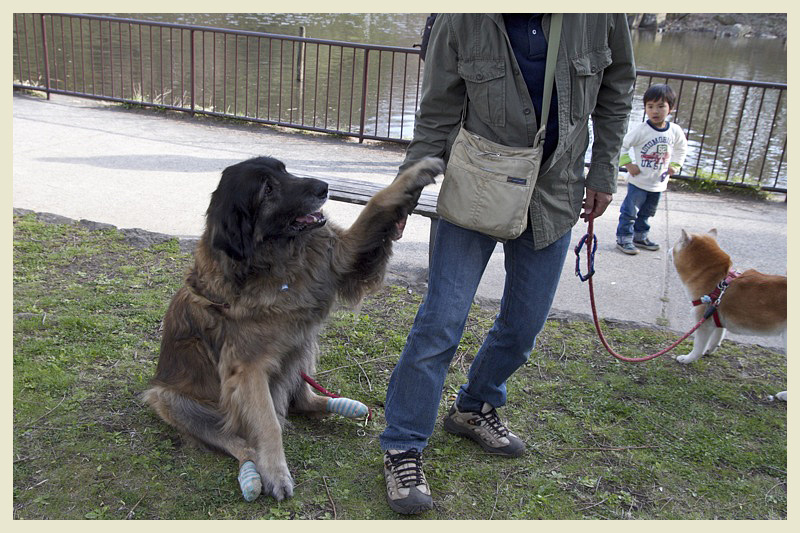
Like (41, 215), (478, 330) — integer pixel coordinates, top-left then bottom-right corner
(443, 402), (525, 457)
(616, 242), (639, 255)
(633, 238), (660, 251)
(383, 449), (433, 514)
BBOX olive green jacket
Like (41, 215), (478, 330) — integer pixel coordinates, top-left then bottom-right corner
(401, 13), (635, 249)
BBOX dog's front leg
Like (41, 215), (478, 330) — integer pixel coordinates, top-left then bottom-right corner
(703, 327), (726, 355)
(333, 158), (443, 301)
(220, 358), (294, 501)
(676, 320), (714, 364)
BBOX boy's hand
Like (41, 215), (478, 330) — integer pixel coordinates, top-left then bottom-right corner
(625, 163), (641, 176)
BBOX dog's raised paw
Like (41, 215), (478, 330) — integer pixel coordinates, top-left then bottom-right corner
(407, 157), (445, 186)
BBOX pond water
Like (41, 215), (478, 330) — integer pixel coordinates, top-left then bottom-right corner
(101, 13), (787, 188)
(115, 13), (787, 83)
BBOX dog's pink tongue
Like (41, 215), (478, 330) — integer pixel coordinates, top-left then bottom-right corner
(295, 212), (322, 224)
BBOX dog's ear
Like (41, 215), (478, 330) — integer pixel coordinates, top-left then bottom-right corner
(211, 210), (255, 261)
(708, 228), (718, 237)
(680, 229), (691, 243)
(206, 164), (259, 261)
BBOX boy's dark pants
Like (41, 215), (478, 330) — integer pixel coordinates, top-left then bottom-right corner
(616, 182), (661, 244)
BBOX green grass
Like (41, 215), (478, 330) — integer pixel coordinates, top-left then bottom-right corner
(12, 214), (787, 519)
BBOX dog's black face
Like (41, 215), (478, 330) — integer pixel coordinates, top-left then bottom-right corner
(207, 157), (329, 260)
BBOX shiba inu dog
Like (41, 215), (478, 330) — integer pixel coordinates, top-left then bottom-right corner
(671, 229), (786, 401)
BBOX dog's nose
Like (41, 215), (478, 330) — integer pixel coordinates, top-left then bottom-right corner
(310, 179), (328, 199)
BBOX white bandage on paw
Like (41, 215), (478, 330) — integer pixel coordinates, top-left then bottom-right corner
(326, 397), (368, 418)
(238, 460), (262, 502)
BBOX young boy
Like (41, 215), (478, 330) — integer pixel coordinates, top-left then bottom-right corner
(616, 84), (688, 255)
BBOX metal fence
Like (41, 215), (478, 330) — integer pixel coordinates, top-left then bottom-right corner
(13, 13), (787, 192)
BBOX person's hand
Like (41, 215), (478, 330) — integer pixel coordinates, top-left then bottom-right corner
(392, 215), (408, 240)
(625, 163), (641, 176)
(581, 188), (613, 221)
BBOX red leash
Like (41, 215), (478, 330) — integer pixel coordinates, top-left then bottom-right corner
(575, 215), (711, 362)
(300, 371), (373, 421)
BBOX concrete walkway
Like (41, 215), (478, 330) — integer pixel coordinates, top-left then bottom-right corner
(12, 93), (788, 350)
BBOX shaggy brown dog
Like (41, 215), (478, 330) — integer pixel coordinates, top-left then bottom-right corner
(144, 156), (443, 501)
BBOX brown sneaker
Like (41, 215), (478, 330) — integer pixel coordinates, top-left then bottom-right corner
(383, 448), (433, 514)
(443, 402), (525, 457)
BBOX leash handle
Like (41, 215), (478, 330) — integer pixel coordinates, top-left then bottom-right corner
(574, 216), (597, 281)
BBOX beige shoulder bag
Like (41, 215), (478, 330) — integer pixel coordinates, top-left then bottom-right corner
(436, 13), (562, 241)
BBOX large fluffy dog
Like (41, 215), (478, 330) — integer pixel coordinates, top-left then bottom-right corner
(672, 229), (787, 400)
(144, 156), (443, 501)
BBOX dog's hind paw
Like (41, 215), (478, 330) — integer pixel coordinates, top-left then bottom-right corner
(238, 460), (262, 502)
(326, 397), (369, 418)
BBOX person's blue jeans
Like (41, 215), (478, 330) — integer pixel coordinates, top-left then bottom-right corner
(615, 183), (661, 244)
(379, 219), (571, 452)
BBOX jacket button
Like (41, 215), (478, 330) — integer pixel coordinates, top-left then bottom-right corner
(523, 108), (531, 115)
(476, 74), (484, 80)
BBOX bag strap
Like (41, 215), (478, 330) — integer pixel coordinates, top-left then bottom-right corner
(539, 13), (562, 132)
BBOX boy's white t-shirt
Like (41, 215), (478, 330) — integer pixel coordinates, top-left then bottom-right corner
(619, 120), (688, 192)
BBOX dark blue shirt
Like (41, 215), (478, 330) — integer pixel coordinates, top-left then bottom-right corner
(503, 13), (559, 161)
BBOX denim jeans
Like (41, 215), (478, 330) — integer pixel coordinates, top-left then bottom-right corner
(615, 183), (661, 244)
(379, 219), (571, 452)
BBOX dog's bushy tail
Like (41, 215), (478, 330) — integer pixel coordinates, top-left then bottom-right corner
(143, 385), (229, 451)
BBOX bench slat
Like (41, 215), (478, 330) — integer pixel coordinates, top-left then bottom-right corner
(324, 176), (439, 219)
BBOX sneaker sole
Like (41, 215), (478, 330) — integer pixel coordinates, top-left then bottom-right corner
(616, 244), (638, 255)
(386, 497), (433, 515)
(443, 417), (525, 457)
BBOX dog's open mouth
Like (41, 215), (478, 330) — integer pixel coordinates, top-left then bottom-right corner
(291, 211), (327, 232)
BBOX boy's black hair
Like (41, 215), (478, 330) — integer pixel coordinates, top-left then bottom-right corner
(643, 84), (677, 108)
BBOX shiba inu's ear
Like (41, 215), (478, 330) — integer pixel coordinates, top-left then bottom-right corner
(708, 228), (718, 237)
(680, 229), (691, 243)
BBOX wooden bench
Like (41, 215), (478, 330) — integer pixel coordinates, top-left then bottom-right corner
(324, 176), (440, 263)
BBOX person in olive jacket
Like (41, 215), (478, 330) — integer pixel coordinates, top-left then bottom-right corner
(381, 13), (635, 515)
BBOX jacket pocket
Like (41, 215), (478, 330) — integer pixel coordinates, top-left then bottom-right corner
(570, 47), (612, 123)
(458, 59), (506, 127)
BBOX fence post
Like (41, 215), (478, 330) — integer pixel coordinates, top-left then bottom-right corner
(190, 29), (196, 115)
(358, 49), (370, 143)
(296, 26), (305, 83)
(39, 14), (51, 99)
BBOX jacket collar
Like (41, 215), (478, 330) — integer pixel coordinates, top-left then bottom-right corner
(487, 13), (552, 34)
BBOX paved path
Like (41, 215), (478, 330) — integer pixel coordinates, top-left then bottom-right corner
(13, 93), (788, 350)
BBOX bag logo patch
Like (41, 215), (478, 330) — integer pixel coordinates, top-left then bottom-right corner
(507, 177), (528, 185)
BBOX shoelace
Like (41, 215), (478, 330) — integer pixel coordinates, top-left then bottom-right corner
(386, 449), (426, 488)
(476, 409), (510, 438)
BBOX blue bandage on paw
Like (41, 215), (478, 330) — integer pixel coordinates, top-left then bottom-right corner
(238, 460), (262, 502)
(326, 397), (368, 418)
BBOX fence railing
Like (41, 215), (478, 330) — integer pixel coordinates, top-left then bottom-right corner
(13, 13), (787, 192)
